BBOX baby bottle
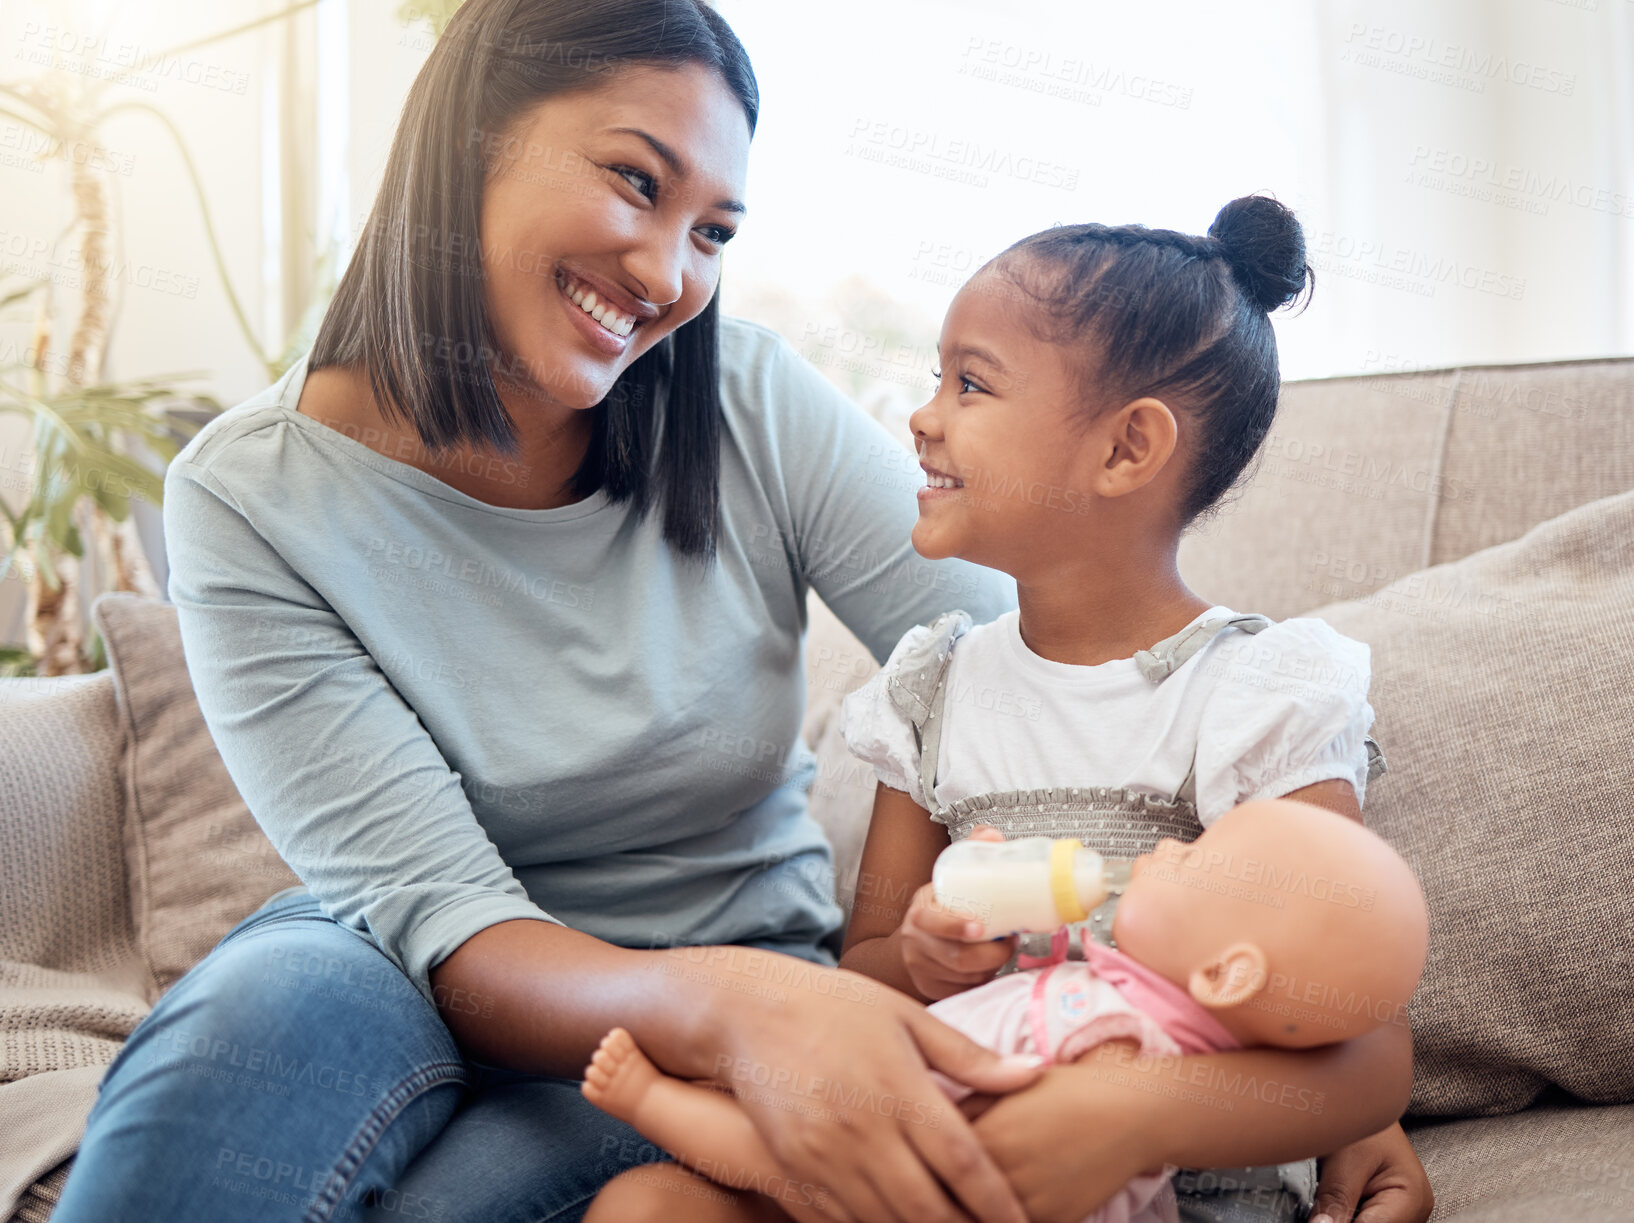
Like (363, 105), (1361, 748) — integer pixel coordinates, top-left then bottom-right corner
(931, 836), (1133, 935)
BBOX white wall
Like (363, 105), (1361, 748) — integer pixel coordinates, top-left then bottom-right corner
(715, 0), (1634, 401)
(3, 0), (1630, 645)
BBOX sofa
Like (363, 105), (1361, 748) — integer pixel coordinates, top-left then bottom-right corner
(4, 355), (1633, 1221)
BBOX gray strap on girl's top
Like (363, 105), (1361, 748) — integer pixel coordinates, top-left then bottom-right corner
(1365, 736), (1388, 782)
(917, 662), (956, 818)
(1157, 614), (1390, 802)
(1134, 613), (1274, 683)
(908, 611), (1276, 815)
(883, 610), (971, 818)
(891, 608), (1385, 813)
(1156, 615), (1274, 805)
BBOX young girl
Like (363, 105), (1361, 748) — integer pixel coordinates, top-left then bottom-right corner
(834, 194), (1393, 1222)
(581, 196), (1429, 1223)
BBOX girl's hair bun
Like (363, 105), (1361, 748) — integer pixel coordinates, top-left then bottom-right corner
(1208, 194), (1312, 312)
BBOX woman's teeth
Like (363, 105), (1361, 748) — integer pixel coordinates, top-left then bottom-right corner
(927, 473), (963, 488)
(556, 271), (636, 338)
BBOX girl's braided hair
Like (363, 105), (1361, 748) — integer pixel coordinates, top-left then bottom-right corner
(996, 194), (1313, 524)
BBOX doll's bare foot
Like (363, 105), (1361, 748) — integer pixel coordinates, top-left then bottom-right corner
(582, 1027), (796, 1215)
(582, 1027), (663, 1126)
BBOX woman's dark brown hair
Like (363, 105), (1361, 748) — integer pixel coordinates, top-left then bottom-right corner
(309, 0), (758, 559)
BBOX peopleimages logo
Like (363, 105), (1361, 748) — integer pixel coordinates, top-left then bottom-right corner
(1407, 146), (1634, 219)
(1308, 232), (1526, 301)
(366, 537), (594, 609)
(845, 118), (1080, 191)
(712, 1055), (942, 1129)
(1341, 23), (1576, 95)
(1262, 433), (1477, 504)
(958, 36), (1195, 110)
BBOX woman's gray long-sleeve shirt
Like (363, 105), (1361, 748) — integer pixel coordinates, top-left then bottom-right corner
(163, 317), (1017, 1006)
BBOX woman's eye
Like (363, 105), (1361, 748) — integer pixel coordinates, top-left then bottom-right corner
(612, 165), (658, 201)
(697, 224), (737, 247)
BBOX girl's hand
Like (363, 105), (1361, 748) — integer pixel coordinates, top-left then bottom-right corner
(1311, 1122), (1434, 1223)
(970, 1048), (1158, 1223)
(898, 882), (1018, 1001)
(716, 953), (1043, 1223)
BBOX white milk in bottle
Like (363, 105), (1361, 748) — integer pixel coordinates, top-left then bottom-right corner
(931, 836), (1132, 934)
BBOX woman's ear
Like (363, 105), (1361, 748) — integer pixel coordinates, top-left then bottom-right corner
(1188, 941), (1269, 1010)
(1094, 396), (1177, 498)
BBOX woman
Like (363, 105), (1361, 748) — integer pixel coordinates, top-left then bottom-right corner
(52, 3), (1432, 1221)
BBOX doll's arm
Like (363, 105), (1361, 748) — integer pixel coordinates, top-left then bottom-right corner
(582, 1029), (791, 1196)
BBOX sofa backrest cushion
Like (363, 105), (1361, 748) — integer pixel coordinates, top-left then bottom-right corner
(1313, 488), (1634, 1116)
(0, 671), (150, 1080)
(1178, 370), (1459, 620)
(1430, 359), (1634, 565)
(93, 593), (299, 994)
(1179, 358), (1634, 619)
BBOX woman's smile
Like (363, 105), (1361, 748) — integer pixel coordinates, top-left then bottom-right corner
(554, 266), (648, 343)
(552, 267), (648, 359)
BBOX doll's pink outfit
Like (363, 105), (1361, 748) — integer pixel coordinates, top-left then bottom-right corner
(929, 934), (1242, 1223)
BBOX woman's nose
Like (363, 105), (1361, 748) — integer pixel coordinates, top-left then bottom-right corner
(624, 227), (688, 308)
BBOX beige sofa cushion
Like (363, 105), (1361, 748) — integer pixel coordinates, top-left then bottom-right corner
(1313, 490), (1634, 1117)
(1178, 370), (1458, 619)
(0, 672), (149, 1070)
(0, 672), (150, 1218)
(802, 594), (881, 915)
(1179, 358), (1634, 618)
(92, 593), (299, 995)
(0, 673), (132, 983)
(1407, 1101), (1634, 1222)
(1432, 359), (1634, 565)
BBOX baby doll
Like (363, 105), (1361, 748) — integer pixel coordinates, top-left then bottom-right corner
(579, 797), (1429, 1223)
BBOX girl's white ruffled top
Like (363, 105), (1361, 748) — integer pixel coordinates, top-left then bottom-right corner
(839, 606), (1377, 826)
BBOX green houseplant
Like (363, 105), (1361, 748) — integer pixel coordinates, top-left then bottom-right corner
(0, 3), (332, 675)
(0, 277), (214, 676)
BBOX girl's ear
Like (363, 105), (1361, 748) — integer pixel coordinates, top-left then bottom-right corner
(1095, 396), (1178, 497)
(1188, 941), (1268, 1010)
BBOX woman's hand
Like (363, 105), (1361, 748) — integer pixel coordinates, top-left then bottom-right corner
(711, 951), (1043, 1223)
(1311, 1122), (1434, 1223)
(970, 1045), (1158, 1223)
(898, 882), (1018, 1001)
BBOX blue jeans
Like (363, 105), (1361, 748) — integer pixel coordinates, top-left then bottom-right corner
(51, 889), (669, 1223)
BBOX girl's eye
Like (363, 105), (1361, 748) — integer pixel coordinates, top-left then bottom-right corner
(697, 224), (737, 247)
(930, 368), (981, 394)
(612, 165), (659, 201)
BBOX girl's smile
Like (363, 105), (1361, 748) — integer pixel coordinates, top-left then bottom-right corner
(917, 453), (966, 498)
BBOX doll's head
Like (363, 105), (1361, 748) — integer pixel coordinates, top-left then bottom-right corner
(908, 196), (1311, 584)
(1111, 799), (1429, 1049)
